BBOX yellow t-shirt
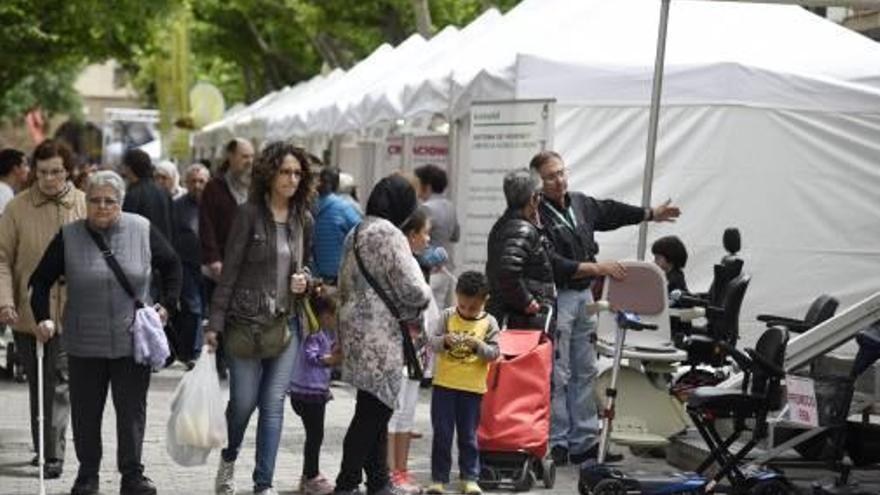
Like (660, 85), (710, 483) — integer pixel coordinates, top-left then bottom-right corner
(433, 309), (500, 394)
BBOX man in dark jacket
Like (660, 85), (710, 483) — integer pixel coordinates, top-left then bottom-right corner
(121, 148), (175, 244)
(198, 138), (253, 377)
(199, 138), (254, 282)
(172, 163), (210, 365)
(529, 150), (680, 465)
(485, 169), (556, 329)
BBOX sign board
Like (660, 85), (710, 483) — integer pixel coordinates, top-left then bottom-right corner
(785, 375), (819, 427)
(457, 99), (555, 272)
(383, 135), (449, 174)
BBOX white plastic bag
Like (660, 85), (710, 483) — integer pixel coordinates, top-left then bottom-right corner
(166, 350), (227, 466)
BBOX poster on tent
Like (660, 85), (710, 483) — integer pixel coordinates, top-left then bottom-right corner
(458, 99), (555, 272)
(382, 135), (449, 175)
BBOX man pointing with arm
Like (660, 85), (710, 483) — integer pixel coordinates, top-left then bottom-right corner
(529, 150), (680, 465)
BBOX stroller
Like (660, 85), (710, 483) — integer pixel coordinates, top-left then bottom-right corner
(477, 308), (555, 491)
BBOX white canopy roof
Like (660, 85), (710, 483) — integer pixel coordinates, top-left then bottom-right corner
(343, 0), (880, 130)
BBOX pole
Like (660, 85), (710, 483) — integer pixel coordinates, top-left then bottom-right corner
(36, 340), (46, 495)
(636, 0), (672, 260)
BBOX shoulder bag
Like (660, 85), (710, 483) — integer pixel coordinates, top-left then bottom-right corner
(224, 215), (303, 359)
(353, 224), (423, 380)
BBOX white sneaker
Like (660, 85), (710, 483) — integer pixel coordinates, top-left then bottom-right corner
(254, 488), (278, 495)
(215, 459), (236, 494)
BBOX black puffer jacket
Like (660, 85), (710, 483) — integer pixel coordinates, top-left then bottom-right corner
(485, 209), (556, 326)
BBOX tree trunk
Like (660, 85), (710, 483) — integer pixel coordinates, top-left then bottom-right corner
(411, 0), (433, 37)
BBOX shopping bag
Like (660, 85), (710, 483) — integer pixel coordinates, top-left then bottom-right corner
(166, 350), (227, 466)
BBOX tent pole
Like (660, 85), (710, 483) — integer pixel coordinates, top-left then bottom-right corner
(636, 0), (671, 261)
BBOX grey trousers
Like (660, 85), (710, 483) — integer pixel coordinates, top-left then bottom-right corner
(13, 332), (69, 461)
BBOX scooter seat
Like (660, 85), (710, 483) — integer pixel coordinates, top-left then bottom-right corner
(686, 387), (765, 418)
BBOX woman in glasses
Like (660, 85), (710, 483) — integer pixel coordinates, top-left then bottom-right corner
(203, 142), (316, 495)
(29, 169), (181, 495)
(0, 139), (86, 481)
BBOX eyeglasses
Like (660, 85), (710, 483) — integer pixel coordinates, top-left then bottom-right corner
(87, 197), (119, 207)
(540, 167), (568, 183)
(36, 168), (67, 178)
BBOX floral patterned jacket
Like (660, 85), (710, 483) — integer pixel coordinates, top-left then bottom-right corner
(338, 216), (432, 408)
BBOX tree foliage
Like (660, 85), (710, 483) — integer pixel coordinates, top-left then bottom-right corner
(0, 0), (523, 123)
(188, 0), (522, 106)
(0, 0), (174, 122)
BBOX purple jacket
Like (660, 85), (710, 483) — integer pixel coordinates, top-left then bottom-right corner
(288, 330), (334, 400)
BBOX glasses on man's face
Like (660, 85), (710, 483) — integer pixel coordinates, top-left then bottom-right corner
(540, 167), (568, 184)
(87, 197), (119, 208)
(36, 168), (67, 178)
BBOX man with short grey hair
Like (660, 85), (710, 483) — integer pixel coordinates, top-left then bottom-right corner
(485, 169), (556, 329)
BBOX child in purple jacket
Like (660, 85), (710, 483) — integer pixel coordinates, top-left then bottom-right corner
(289, 292), (341, 495)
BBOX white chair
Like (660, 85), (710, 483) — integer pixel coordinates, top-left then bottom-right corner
(595, 261), (687, 363)
(592, 261), (690, 449)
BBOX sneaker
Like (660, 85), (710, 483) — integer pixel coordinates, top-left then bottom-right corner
(370, 484), (408, 495)
(460, 481), (481, 495)
(302, 474), (335, 495)
(215, 459), (236, 494)
(424, 483), (444, 495)
(254, 488), (278, 495)
(393, 471), (421, 495)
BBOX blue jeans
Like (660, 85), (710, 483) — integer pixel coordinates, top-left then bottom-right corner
(431, 385), (482, 483)
(221, 320), (299, 490)
(550, 289), (599, 455)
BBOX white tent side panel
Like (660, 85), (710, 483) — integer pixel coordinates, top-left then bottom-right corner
(554, 104), (880, 344)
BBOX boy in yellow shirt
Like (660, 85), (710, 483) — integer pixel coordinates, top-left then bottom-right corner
(427, 271), (500, 495)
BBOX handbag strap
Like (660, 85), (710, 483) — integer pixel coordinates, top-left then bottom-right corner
(353, 223), (423, 379)
(85, 225), (144, 309)
(353, 224), (401, 320)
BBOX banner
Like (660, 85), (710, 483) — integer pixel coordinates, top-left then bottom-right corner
(457, 99), (555, 272)
(383, 135), (449, 175)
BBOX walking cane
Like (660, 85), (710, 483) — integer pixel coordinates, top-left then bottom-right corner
(36, 335), (48, 495)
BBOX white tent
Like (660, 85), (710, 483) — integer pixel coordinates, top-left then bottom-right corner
(334, 0), (880, 340)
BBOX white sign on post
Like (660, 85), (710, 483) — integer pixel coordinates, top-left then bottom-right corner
(456, 100), (554, 273)
(785, 375), (819, 427)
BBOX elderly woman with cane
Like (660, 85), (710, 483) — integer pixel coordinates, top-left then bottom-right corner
(0, 140), (86, 482)
(29, 170), (182, 495)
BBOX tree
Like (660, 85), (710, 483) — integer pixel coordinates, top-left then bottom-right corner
(0, 0), (175, 122)
(412, 0), (434, 37)
(184, 0), (523, 107)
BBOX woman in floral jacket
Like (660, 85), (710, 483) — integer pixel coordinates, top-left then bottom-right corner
(334, 175), (432, 495)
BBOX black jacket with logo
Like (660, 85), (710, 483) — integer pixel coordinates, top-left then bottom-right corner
(539, 192), (645, 291)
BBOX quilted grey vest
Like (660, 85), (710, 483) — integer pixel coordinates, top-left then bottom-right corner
(61, 213), (152, 358)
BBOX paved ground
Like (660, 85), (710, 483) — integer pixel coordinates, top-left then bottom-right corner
(2, 362), (878, 495)
(0, 362), (672, 495)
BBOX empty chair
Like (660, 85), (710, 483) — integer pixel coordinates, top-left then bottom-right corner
(757, 294), (839, 333)
(686, 326), (790, 491)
